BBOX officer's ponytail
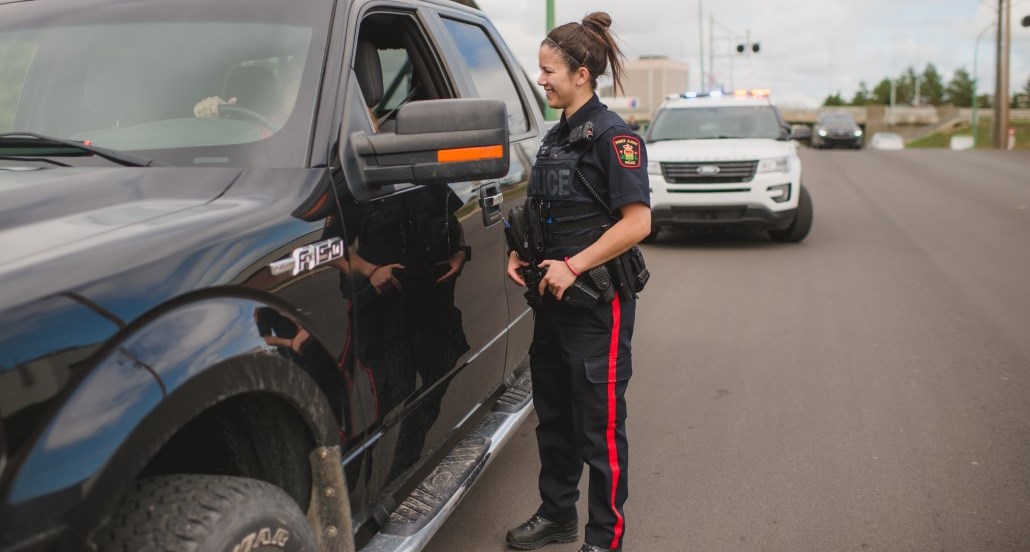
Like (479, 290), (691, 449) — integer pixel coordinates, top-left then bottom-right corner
(544, 11), (626, 95)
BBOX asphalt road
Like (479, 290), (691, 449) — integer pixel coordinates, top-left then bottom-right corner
(424, 149), (1030, 552)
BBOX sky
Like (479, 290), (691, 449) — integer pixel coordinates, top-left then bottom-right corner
(475, 0), (1030, 108)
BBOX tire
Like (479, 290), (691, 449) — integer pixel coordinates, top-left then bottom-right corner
(768, 185), (813, 243)
(95, 474), (319, 552)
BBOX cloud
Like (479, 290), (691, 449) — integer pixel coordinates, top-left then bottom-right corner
(477, 0), (1030, 108)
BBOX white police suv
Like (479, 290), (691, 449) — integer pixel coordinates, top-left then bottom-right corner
(644, 90), (812, 242)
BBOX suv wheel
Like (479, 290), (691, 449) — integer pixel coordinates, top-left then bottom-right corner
(96, 474), (320, 552)
(768, 185), (813, 243)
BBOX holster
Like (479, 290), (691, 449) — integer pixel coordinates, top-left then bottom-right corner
(606, 246), (650, 300)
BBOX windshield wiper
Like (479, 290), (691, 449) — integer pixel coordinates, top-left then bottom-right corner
(0, 155), (72, 167)
(0, 132), (162, 167)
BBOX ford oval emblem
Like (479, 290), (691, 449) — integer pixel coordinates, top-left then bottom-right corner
(697, 164), (721, 176)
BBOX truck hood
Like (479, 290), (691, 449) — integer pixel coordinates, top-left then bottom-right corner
(645, 138), (792, 162)
(0, 167), (241, 310)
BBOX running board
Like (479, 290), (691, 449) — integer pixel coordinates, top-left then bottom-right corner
(359, 372), (534, 552)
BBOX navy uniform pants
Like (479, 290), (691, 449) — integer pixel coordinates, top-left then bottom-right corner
(530, 294), (634, 550)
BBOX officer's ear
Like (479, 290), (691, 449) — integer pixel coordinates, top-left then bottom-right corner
(575, 66), (590, 87)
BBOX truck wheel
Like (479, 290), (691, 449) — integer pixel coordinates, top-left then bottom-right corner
(96, 474), (319, 552)
(768, 185), (813, 243)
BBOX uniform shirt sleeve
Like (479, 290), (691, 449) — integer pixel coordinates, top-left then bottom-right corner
(597, 126), (650, 210)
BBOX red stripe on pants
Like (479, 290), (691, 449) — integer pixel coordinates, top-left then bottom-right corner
(606, 295), (624, 549)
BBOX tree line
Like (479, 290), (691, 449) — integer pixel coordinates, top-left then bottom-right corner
(824, 63), (1030, 109)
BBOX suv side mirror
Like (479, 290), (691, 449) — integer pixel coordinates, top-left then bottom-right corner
(789, 125), (812, 141)
(352, 99), (509, 187)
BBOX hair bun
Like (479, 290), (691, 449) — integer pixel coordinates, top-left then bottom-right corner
(581, 12), (612, 32)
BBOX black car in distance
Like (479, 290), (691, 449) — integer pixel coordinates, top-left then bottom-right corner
(811, 111), (864, 149)
(0, 0), (546, 551)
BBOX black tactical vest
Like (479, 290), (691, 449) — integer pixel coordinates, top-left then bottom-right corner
(529, 110), (623, 258)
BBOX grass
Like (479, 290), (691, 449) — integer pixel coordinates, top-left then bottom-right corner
(906, 119), (1030, 149)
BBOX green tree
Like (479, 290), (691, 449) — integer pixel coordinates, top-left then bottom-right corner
(850, 81), (871, 105)
(945, 67), (975, 106)
(1024, 76), (1030, 97)
(872, 78), (893, 105)
(823, 92), (847, 106)
(920, 63), (945, 105)
(895, 66), (918, 105)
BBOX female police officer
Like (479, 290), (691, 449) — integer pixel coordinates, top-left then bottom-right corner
(505, 12), (650, 552)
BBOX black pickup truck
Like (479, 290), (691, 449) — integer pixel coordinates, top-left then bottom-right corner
(0, 0), (545, 550)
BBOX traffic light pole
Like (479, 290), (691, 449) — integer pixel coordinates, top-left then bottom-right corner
(545, 0), (557, 121)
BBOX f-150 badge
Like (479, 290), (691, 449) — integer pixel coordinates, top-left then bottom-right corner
(269, 237), (345, 276)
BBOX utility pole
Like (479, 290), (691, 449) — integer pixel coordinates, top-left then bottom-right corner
(993, 0), (1010, 148)
(972, 22), (995, 148)
(698, 0), (705, 92)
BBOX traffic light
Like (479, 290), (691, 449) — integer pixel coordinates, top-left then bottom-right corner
(752, 43), (760, 53)
(736, 43), (745, 53)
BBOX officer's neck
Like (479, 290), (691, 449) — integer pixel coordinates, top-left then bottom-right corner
(561, 91), (594, 121)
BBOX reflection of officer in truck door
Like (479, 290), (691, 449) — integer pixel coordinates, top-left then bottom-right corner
(504, 11), (651, 552)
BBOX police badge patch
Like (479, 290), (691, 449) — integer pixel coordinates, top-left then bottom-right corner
(612, 135), (641, 168)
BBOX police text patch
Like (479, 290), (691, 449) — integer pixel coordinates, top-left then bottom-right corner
(612, 136), (641, 168)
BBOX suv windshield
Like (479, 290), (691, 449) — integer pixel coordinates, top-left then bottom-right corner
(817, 113), (856, 125)
(0, 0), (331, 167)
(648, 105), (783, 141)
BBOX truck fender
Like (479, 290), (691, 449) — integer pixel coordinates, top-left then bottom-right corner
(3, 297), (345, 542)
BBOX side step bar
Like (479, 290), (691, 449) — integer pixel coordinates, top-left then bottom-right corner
(359, 370), (533, 552)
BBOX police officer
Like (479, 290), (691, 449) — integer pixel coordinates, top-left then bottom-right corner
(505, 12), (650, 552)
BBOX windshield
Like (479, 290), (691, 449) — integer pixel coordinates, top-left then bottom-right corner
(0, 0), (332, 167)
(647, 105), (783, 141)
(817, 113), (856, 125)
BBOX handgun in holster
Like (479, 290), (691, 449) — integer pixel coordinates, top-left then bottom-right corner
(505, 202), (601, 309)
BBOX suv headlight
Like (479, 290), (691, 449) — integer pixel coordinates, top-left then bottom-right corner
(854, 129), (863, 137)
(647, 160), (663, 175)
(757, 156), (789, 173)
(817, 128), (828, 137)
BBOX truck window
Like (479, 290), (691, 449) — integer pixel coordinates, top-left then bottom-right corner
(355, 13), (452, 131)
(439, 18), (528, 135)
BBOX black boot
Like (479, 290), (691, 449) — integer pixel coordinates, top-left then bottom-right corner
(578, 544), (619, 552)
(505, 514), (578, 550)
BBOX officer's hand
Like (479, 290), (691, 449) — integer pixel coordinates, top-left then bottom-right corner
(436, 249), (467, 283)
(370, 263), (404, 295)
(193, 96), (237, 118)
(506, 251), (528, 287)
(537, 259), (577, 300)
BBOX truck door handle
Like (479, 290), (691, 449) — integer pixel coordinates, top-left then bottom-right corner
(479, 192), (503, 209)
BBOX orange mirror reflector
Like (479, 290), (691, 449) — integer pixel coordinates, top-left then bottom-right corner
(437, 144), (503, 163)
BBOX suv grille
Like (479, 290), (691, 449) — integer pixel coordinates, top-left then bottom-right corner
(661, 161), (758, 184)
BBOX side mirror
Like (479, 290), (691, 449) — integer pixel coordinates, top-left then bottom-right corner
(352, 99), (509, 187)
(789, 124), (812, 141)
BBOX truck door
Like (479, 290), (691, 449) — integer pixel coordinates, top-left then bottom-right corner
(428, 9), (546, 381)
(330, 7), (511, 520)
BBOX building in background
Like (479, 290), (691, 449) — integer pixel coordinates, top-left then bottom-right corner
(600, 55), (690, 126)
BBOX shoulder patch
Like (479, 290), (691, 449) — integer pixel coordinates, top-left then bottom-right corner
(612, 135), (641, 168)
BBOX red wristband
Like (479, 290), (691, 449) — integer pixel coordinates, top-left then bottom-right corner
(563, 256), (581, 277)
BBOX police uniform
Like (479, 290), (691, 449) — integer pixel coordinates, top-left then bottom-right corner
(527, 94), (648, 551)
